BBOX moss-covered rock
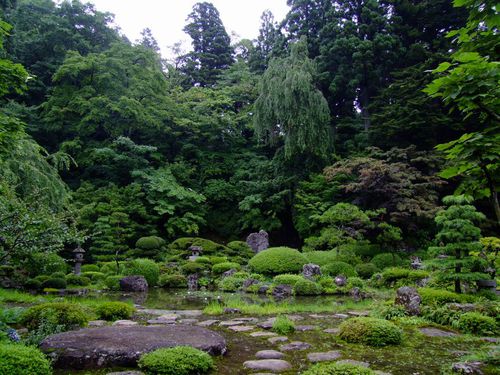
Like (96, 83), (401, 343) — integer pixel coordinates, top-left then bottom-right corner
(138, 346), (214, 375)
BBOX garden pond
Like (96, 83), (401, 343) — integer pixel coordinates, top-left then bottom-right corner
(51, 289), (498, 375)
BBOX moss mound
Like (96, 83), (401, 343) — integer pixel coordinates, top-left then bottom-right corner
(302, 362), (375, 375)
(138, 346), (214, 375)
(339, 317), (402, 346)
(249, 247), (307, 275)
(0, 344), (52, 375)
(21, 302), (88, 331)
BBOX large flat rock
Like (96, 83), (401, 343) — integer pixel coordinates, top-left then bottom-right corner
(40, 325), (226, 369)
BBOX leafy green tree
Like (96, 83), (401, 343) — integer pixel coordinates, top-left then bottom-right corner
(249, 10), (280, 72)
(182, 2), (233, 86)
(424, 0), (499, 225)
(428, 195), (487, 293)
(254, 37), (331, 161)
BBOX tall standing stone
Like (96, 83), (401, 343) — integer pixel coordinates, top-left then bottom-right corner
(246, 230), (269, 253)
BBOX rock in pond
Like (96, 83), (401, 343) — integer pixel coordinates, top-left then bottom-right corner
(40, 325), (226, 369)
(243, 359), (291, 372)
(119, 275), (148, 292)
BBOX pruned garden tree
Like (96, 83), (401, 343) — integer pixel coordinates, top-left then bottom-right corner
(428, 195), (488, 293)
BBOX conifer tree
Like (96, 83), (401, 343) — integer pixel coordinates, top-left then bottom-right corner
(182, 2), (233, 86)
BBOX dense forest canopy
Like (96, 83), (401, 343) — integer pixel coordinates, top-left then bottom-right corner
(0, 0), (498, 265)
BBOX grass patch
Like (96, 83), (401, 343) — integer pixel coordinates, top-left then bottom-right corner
(0, 289), (48, 304)
(203, 295), (373, 315)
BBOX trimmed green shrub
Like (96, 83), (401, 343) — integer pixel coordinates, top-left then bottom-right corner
(381, 267), (430, 284)
(33, 275), (50, 283)
(217, 275), (246, 292)
(303, 250), (339, 266)
(273, 274), (304, 286)
(294, 279), (323, 295)
(65, 275), (91, 286)
(355, 263), (379, 279)
(302, 362), (375, 375)
(41, 277), (67, 290)
(0, 344), (52, 375)
(339, 317), (403, 346)
(21, 302), (88, 331)
(138, 346), (214, 375)
(208, 256), (228, 265)
(181, 262), (206, 274)
(158, 274), (187, 288)
(81, 264), (100, 272)
(134, 236), (166, 258)
(249, 247), (308, 275)
(82, 271), (106, 282)
(418, 288), (468, 305)
(124, 258), (160, 286)
(272, 315), (295, 335)
(371, 253), (403, 269)
(169, 237), (231, 256)
(226, 241), (254, 259)
(50, 271), (66, 279)
(455, 312), (497, 335)
(23, 279), (41, 290)
(212, 262), (241, 274)
(322, 261), (357, 277)
(25, 253), (67, 277)
(194, 256), (211, 264)
(96, 302), (135, 321)
(104, 275), (123, 290)
(100, 262), (122, 275)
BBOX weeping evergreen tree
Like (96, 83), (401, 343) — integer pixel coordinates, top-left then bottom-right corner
(254, 37), (331, 162)
(428, 195), (488, 293)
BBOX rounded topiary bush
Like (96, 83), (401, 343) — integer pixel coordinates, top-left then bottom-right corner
(82, 271), (106, 282)
(339, 317), (402, 346)
(81, 264), (100, 273)
(371, 253), (403, 270)
(0, 344), (52, 375)
(455, 312), (497, 335)
(226, 241), (254, 260)
(355, 263), (379, 279)
(21, 302), (88, 331)
(41, 277), (67, 290)
(249, 247), (307, 275)
(302, 362), (375, 375)
(322, 261), (357, 277)
(96, 301), (135, 321)
(136, 236), (165, 250)
(158, 274), (187, 288)
(211, 262), (241, 274)
(124, 258), (160, 286)
(104, 275), (123, 290)
(66, 275), (91, 286)
(273, 274), (304, 286)
(181, 262), (206, 275)
(217, 275), (246, 292)
(304, 250), (338, 266)
(294, 278), (323, 295)
(138, 346), (214, 375)
(24, 279), (42, 291)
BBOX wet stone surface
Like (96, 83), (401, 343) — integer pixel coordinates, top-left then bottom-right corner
(255, 349), (285, 359)
(419, 327), (458, 337)
(243, 359), (292, 372)
(280, 341), (311, 351)
(307, 351), (342, 363)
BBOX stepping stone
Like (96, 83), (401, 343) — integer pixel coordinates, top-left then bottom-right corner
(179, 319), (198, 324)
(229, 325), (255, 332)
(347, 311), (370, 317)
(307, 351), (342, 363)
(106, 372), (144, 375)
(337, 359), (370, 367)
(286, 314), (304, 321)
(220, 320), (244, 326)
(256, 350), (284, 359)
(419, 327), (458, 337)
(374, 371), (392, 375)
(323, 328), (340, 334)
(295, 325), (317, 331)
(158, 314), (178, 321)
(138, 309), (202, 317)
(88, 320), (107, 327)
(112, 320), (138, 326)
(332, 313), (349, 319)
(197, 320), (219, 327)
(147, 319), (175, 325)
(250, 331), (278, 338)
(480, 337), (498, 343)
(243, 359), (292, 372)
(280, 341), (311, 351)
(233, 317), (258, 323)
(258, 318), (276, 329)
(310, 314), (329, 319)
(268, 336), (288, 344)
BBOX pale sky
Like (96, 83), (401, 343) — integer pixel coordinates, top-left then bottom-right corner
(86, 0), (290, 58)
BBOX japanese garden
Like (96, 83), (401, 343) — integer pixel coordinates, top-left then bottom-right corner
(0, 0), (498, 374)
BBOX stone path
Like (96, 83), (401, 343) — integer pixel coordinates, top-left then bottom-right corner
(419, 327), (458, 337)
(256, 350), (285, 359)
(250, 331), (278, 337)
(280, 341), (311, 351)
(307, 351), (342, 363)
(268, 336), (288, 344)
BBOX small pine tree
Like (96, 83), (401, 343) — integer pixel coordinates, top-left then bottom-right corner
(428, 195), (487, 293)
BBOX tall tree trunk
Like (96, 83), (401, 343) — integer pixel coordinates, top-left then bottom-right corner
(359, 87), (371, 131)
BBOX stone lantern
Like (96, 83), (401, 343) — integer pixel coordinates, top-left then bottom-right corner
(73, 246), (85, 275)
(188, 245), (202, 261)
